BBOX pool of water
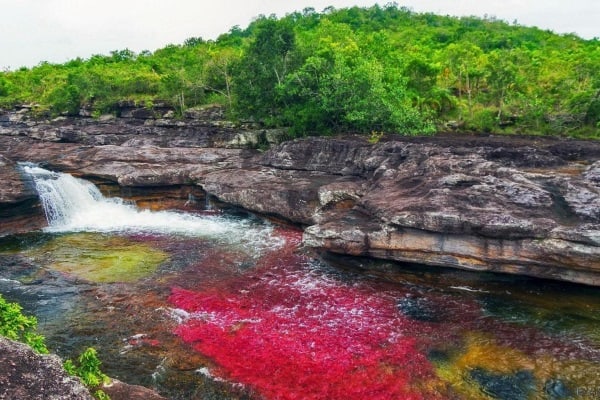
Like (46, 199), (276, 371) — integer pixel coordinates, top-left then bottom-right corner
(1, 167), (600, 399)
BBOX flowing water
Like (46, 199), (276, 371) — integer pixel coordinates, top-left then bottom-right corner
(1, 166), (600, 399)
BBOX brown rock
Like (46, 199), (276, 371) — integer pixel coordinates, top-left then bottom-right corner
(100, 379), (166, 400)
(0, 155), (46, 236)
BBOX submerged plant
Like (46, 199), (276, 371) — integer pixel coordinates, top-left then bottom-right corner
(170, 230), (443, 399)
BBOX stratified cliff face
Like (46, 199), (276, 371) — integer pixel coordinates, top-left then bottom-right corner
(222, 136), (600, 285)
(279, 138), (600, 284)
(1, 108), (599, 285)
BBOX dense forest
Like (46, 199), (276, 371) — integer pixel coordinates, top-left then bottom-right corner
(1, 4), (599, 138)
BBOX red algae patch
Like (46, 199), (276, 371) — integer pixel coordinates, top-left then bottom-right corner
(169, 229), (442, 400)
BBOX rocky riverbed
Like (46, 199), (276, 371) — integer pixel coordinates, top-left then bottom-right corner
(1, 106), (600, 399)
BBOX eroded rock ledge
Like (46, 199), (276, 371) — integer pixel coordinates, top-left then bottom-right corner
(1, 111), (599, 285)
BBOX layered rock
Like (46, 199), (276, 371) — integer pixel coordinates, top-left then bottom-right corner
(272, 138), (600, 285)
(1, 111), (600, 285)
(0, 105), (285, 148)
(202, 136), (600, 284)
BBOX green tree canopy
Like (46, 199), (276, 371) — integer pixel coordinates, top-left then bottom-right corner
(0, 4), (598, 138)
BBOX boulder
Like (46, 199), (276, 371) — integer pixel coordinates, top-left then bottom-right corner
(0, 337), (93, 400)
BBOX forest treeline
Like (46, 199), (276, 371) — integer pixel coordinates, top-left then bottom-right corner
(1, 4), (599, 138)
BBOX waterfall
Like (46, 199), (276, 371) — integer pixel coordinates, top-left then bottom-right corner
(23, 165), (114, 227)
(21, 165), (284, 251)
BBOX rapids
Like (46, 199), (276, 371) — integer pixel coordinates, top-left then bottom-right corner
(1, 166), (600, 399)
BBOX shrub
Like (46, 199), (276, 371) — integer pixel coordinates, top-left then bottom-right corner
(64, 347), (111, 400)
(0, 294), (48, 354)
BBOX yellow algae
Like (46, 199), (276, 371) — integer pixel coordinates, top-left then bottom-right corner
(28, 233), (168, 283)
(433, 332), (600, 399)
(454, 334), (536, 374)
(433, 361), (492, 400)
(432, 333), (543, 399)
(552, 360), (600, 391)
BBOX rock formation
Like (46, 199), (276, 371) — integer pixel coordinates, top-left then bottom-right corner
(0, 154), (46, 236)
(1, 108), (599, 286)
(0, 337), (166, 400)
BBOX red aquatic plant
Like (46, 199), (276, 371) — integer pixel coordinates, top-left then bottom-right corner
(169, 228), (441, 400)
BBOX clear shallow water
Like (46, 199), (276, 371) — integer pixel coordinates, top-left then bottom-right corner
(1, 168), (600, 399)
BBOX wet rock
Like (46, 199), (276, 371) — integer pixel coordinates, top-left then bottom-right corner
(544, 378), (572, 399)
(0, 336), (93, 399)
(563, 181), (600, 222)
(202, 168), (329, 225)
(485, 146), (562, 168)
(469, 368), (536, 400)
(584, 161), (600, 183)
(100, 379), (166, 400)
(397, 295), (442, 322)
(0, 156), (46, 236)
(261, 136), (377, 176)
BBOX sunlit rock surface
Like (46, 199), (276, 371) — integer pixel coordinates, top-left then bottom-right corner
(1, 111), (600, 284)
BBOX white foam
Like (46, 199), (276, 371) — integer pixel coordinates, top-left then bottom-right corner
(22, 165), (284, 254)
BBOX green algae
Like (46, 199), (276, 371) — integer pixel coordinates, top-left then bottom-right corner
(28, 233), (169, 283)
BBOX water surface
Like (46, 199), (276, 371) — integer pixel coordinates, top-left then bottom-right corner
(1, 167), (599, 399)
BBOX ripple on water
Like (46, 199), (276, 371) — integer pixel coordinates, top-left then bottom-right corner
(3, 202), (600, 399)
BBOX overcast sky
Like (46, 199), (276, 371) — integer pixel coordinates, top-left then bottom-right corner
(1, 0), (598, 70)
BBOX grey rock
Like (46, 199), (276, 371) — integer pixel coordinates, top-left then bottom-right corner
(0, 337), (93, 400)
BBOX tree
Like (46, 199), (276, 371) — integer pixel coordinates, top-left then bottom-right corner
(233, 16), (296, 122)
(443, 42), (487, 121)
(203, 46), (240, 109)
(486, 49), (519, 122)
(281, 20), (433, 135)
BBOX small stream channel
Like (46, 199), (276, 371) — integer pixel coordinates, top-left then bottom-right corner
(1, 166), (600, 399)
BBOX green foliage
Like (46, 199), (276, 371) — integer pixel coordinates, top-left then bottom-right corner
(368, 130), (384, 144)
(0, 294), (48, 354)
(469, 107), (498, 132)
(233, 16), (297, 122)
(0, 4), (598, 138)
(0, 296), (109, 398)
(64, 347), (111, 399)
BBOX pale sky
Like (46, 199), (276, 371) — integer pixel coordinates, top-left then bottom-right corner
(1, 0), (598, 70)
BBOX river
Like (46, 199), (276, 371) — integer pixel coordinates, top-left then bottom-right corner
(1, 166), (599, 399)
